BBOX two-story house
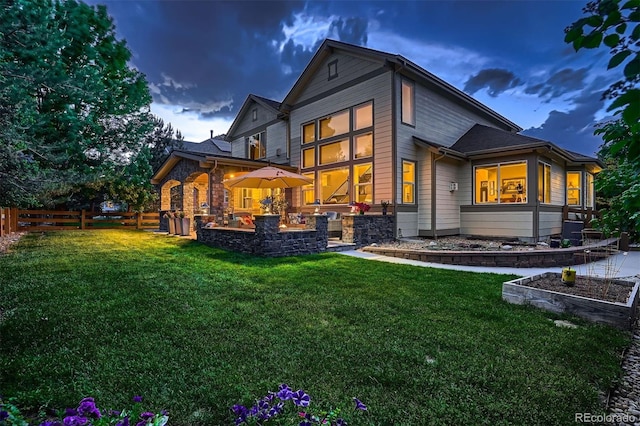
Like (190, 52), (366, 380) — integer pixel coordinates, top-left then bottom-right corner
(151, 39), (601, 242)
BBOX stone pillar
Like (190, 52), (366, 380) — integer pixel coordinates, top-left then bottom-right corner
(210, 168), (225, 219)
(254, 214), (281, 236)
(304, 214), (328, 249)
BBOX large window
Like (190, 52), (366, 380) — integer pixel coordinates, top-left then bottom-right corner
(248, 132), (265, 160)
(354, 102), (373, 130)
(354, 133), (373, 159)
(302, 172), (315, 205)
(320, 110), (349, 139)
(319, 139), (349, 165)
(475, 161), (527, 204)
(320, 167), (350, 204)
(353, 163), (373, 203)
(302, 123), (315, 144)
(302, 148), (315, 168)
(402, 160), (415, 203)
(538, 162), (551, 204)
(566, 171), (581, 206)
(401, 80), (415, 126)
(302, 102), (374, 204)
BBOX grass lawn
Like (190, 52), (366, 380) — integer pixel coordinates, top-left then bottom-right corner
(0, 230), (630, 425)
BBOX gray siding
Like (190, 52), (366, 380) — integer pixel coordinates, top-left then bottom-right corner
(231, 136), (245, 158)
(417, 150), (432, 231)
(265, 122), (288, 164)
(539, 211), (562, 238)
(551, 160), (565, 205)
(296, 52), (382, 103)
(434, 158), (461, 230)
(460, 211), (534, 238)
(231, 101), (278, 137)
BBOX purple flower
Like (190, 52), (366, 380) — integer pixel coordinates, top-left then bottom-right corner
(231, 404), (247, 416)
(63, 416), (88, 426)
(160, 409), (169, 416)
(64, 408), (78, 417)
(291, 390), (310, 407)
(39, 422), (63, 426)
(110, 410), (122, 416)
(276, 384), (293, 401)
(353, 397), (367, 411)
(299, 421), (313, 426)
(132, 396), (143, 403)
(139, 411), (154, 420)
(336, 419), (347, 426)
(77, 397), (101, 419)
(116, 418), (130, 426)
(0, 410), (8, 421)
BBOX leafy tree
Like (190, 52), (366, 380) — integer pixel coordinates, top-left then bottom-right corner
(0, 0), (152, 209)
(565, 0), (639, 238)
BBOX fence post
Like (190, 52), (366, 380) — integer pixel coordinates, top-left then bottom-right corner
(10, 207), (17, 233)
(137, 212), (142, 230)
(81, 209), (86, 230)
(0, 207), (4, 237)
(562, 205), (568, 221)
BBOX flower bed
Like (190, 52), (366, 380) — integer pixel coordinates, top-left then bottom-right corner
(502, 273), (639, 330)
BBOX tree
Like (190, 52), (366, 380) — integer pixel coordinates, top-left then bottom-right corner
(0, 0), (152, 208)
(146, 116), (184, 173)
(565, 0), (640, 238)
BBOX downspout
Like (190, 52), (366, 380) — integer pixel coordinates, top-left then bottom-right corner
(391, 63), (398, 238)
(431, 151), (448, 240)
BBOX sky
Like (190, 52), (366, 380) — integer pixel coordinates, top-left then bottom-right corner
(87, 0), (620, 157)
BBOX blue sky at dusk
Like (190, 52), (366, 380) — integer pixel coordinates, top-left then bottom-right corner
(88, 0), (618, 156)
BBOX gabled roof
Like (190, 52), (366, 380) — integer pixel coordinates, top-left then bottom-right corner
(280, 39), (522, 132)
(181, 138), (231, 156)
(450, 124), (602, 167)
(226, 94), (282, 138)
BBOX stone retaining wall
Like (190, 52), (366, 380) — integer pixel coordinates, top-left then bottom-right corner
(342, 215), (394, 247)
(362, 238), (620, 268)
(195, 215), (328, 257)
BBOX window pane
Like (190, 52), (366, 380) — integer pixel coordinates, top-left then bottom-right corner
(354, 102), (373, 130)
(538, 163), (551, 204)
(402, 160), (415, 204)
(320, 167), (350, 204)
(302, 123), (315, 144)
(302, 172), (315, 205)
(401, 80), (414, 125)
(320, 110), (349, 139)
(249, 133), (265, 159)
(585, 173), (594, 207)
(499, 162), (526, 203)
(302, 148), (315, 168)
(567, 171), (581, 205)
(319, 139), (349, 165)
(354, 133), (373, 159)
(354, 163), (373, 203)
(475, 165), (497, 204)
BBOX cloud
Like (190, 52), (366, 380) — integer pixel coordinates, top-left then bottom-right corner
(524, 67), (590, 100)
(463, 68), (524, 97)
(522, 76), (610, 156)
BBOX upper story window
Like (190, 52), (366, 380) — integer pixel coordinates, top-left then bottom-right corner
(354, 102), (373, 130)
(402, 160), (416, 204)
(566, 171), (581, 206)
(248, 132), (265, 160)
(320, 110), (349, 139)
(401, 79), (415, 126)
(328, 59), (338, 80)
(302, 123), (315, 144)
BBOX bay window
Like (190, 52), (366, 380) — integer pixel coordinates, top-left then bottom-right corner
(475, 161), (527, 204)
(538, 162), (551, 204)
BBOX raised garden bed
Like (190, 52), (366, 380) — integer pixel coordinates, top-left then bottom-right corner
(502, 273), (639, 330)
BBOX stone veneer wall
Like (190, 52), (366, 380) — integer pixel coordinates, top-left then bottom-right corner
(362, 238), (620, 268)
(342, 215), (395, 248)
(195, 214), (328, 257)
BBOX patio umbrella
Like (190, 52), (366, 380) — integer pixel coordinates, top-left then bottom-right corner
(223, 166), (313, 189)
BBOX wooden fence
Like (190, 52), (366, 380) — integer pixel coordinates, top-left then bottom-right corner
(0, 208), (159, 234)
(562, 205), (600, 227)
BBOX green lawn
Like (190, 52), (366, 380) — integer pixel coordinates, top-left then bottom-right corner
(0, 230), (630, 425)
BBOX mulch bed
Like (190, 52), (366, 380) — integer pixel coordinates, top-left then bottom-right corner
(523, 274), (634, 304)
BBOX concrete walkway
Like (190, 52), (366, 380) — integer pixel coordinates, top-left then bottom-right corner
(339, 248), (640, 279)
